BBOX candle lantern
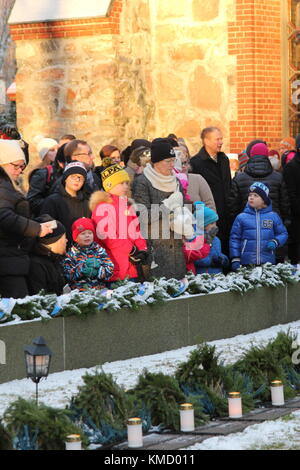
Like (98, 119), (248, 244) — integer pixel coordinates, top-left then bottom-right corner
(270, 380), (285, 406)
(228, 392), (242, 418)
(180, 403), (195, 432)
(24, 336), (52, 405)
(65, 434), (82, 450)
(127, 418), (143, 448)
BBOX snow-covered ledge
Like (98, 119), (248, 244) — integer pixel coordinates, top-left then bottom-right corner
(0, 284), (299, 384)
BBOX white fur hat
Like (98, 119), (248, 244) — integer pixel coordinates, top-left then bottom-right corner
(34, 135), (58, 160)
(0, 140), (26, 165)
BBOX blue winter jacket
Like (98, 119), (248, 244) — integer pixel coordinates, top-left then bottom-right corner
(194, 236), (229, 274)
(229, 202), (288, 266)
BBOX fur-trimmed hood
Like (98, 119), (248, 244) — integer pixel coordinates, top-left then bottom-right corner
(89, 190), (137, 212)
(89, 190), (112, 212)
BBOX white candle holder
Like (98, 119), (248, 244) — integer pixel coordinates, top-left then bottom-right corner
(127, 417), (143, 448)
(180, 403), (195, 432)
(65, 434), (82, 450)
(228, 392), (242, 418)
(270, 380), (285, 406)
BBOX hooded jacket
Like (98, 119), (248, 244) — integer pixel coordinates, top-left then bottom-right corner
(229, 154), (290, 223)
(40, 183), (91, 245)
(229, 202), (288, 266)
(89, 191), (147, 281)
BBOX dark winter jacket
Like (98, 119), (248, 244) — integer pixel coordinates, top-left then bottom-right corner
(229, 155), (290, 223)
(194, 236), (229, 274)
(229, 202), (288, 266)
(28, 244), (66, 295)
(132, 173), (188, 280)
(283, 150), (300, 241)
(40, 183), (91, 245)
(62, 242), (114, 290)
(0, 167), (41, 277)
(27, 164), (63, 217)
(190, 147), (232, 243)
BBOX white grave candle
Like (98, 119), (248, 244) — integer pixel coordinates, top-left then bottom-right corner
(180, 403), (195, 432)
(127, 418), (143, 448)
(271, 380), (285, 406)
(228, 392), (242, 418)
(65, 434), (82, 450)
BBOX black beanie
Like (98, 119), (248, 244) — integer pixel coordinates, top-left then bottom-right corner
(35, 214), (66, 245)
(61, 161), (87, 184)
(151, 138), (176, 163)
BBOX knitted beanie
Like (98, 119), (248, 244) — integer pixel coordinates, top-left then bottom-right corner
(280, 136), (296, 151)
(72, 217), (95, 242)
(204, 206), (219, 227)
(62, 161), (87, 184)
(34, 136), (58, 160)
(101, 163), (130, 192)
(249, 181), (270, 205)
(249, 143), (269, 157)
(36, 214), (66, 245)
(151, 138), (176, 164)
(0, 139), (26, 165)
(238, 150), (249, 169)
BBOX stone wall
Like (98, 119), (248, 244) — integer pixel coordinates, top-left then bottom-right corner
(11, 0), (237, 163)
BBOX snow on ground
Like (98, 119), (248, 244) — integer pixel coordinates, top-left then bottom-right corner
(1, 319), (300, 420)
(186, 411), (300, 451)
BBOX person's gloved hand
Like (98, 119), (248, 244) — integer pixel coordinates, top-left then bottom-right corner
(231, 261), (241, 272)
(129, 247), (149, 264)
(171, 207), (194, 238)
(82, 258), (101, 278)
(163, 191), (183, 212)
(266, 239), (278, 252)
(212, 254), (229, 267)
(205, 226), (219, 245)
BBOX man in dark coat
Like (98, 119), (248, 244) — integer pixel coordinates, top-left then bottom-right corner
(283, 134), (300, 264)
(190, 127), (232, 255)
(229, 142), (290, 224)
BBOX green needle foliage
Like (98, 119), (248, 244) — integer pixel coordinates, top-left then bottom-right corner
(133, 370), (206, 431)
(4, 398), (86, 450)
(0, 420), (13, 450)
(71, 369), (133, 430)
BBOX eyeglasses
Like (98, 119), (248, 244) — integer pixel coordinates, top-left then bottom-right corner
(68, 175), (85, 182)
(181, 161), (189, 166)
(73, 151), (93, 157)
(10, 162), (26, 170)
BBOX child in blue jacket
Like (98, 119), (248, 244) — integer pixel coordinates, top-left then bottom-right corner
(230, 182), (288, 270)
(193, 204), (229, 274)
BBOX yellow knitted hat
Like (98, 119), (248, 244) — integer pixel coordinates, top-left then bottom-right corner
(101, 163), (130, 192)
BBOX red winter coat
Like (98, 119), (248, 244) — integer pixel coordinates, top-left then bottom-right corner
(183, 236), (211, 274)
(90, 191), (147, 281)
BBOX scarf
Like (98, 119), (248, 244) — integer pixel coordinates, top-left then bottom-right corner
(143, 163), (178, 193)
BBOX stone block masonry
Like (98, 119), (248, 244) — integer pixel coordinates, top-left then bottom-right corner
(9, 0), (285, 161)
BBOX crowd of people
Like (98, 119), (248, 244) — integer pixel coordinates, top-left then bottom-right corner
(0, 123), (298, 299)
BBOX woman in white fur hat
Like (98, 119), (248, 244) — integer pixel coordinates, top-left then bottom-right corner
(0, 140), (53, 298)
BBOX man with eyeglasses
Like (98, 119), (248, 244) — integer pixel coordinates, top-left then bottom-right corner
(63, 139), (102, 194)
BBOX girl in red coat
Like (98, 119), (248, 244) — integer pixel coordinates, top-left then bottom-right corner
(89, 160), (148, 281)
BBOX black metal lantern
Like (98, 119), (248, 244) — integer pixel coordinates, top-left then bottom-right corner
(24, 336), (52, 405)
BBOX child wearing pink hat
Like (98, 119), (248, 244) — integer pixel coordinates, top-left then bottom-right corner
(62, 217), (114, 291)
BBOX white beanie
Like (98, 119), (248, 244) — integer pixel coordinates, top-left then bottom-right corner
(34, 135), (58, 160)
(0, 140), (26, 165)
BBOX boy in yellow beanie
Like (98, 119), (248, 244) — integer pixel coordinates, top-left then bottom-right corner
(89, 160), (148, 282)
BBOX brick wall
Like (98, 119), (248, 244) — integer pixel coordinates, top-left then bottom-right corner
(9, 0), (123, 40)
(228, 0), (283, 153)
